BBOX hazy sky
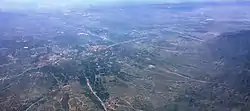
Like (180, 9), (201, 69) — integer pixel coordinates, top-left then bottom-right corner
(0, 0), (241, 10)
(0, 0), (238, 4)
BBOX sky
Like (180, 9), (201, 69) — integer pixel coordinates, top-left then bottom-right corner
(0, 0), (238, 3)
(0, 0), (242, 10)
